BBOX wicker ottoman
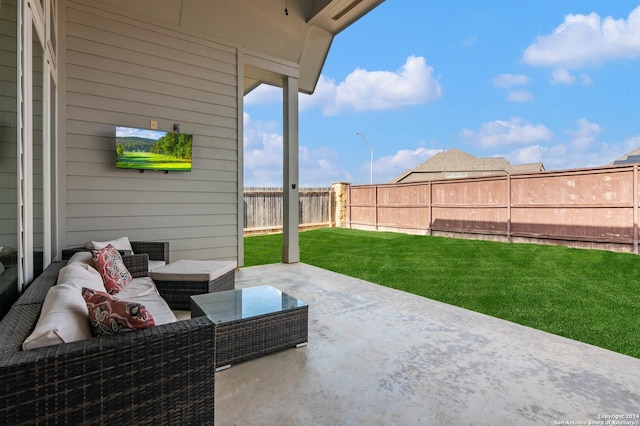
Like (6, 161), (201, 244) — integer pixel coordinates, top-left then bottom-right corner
(149, 259), (237, 310)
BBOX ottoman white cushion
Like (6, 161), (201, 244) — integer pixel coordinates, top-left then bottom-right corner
(148, 260), (166, 271)
(149, 259), (237, 282)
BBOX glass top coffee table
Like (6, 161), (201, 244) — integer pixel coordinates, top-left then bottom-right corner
(191, 285), (308, 370)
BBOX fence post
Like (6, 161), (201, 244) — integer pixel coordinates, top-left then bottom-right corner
(507, 174), (512, 243)
(348, 185), (352, 229)
(330, 182), (349, 228)
(634, 165), (638, 254)
(428, 180), (433, 236)
(329, 188), (335, 227)
(374, 185), (378, 230)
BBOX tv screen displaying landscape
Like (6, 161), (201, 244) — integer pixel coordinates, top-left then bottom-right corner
(115, 126), (193, 172)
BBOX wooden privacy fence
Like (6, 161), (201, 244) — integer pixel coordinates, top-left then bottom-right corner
(347, 165), (640, 254)
(244, 187), (332, 234)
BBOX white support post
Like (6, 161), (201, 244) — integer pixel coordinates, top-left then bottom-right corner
(17, 0), (25, 290)
(22, 1), (34, 286)
(282, 76), (299, 263)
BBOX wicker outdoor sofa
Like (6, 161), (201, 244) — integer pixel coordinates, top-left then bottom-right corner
(61, 240), (171, 267)
(0, 253), (216, 425)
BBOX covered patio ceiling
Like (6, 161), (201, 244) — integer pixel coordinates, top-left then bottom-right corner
(96, 0), (385, 94)
(210, 263), (640, 424)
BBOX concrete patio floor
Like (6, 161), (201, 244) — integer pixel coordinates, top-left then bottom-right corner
(213, 263), (640, 425)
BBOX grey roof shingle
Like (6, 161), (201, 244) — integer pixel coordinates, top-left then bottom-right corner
(392, 148), (544, 183)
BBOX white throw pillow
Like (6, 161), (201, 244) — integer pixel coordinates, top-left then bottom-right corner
(89, 236), (134, 254)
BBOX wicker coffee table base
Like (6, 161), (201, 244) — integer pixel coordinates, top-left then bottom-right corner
(213, 307), (308, 369)
(191, 289), (308, 370)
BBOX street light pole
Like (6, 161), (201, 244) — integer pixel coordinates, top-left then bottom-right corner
(355, 132), (373, 184)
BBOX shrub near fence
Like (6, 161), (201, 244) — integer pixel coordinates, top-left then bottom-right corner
(347, 164), (640, 254)
(244, 187), (332, 235)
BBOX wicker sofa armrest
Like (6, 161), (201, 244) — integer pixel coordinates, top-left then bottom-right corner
(61, 247), (133, 259)
(61, 246), (87, 260)
(62, 241), (169, 263)
(122, 253), (149, 278)
(0, 316), (216, 425)
(0, 266), (19, 319)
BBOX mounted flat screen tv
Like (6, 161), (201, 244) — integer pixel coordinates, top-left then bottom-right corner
(115, 126), (193, 172)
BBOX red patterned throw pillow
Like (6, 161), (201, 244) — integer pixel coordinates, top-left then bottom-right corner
(91, 244), (132, 294)
(82, 287), (155, 336)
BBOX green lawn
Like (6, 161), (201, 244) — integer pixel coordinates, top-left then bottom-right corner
(244, 227), (640, 359)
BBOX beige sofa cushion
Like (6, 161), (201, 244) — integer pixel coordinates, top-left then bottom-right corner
(68, 251), (94, 267)
(65, 260), (176, 325)
(117, 277), (177, 325)
(55, 262), (106, 292)
(22, 260), (177, 350)
(22, 264), (107, 350)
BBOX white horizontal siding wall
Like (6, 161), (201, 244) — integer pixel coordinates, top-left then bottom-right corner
(64, 1), (239, 261)
(0, 0), (18, 249)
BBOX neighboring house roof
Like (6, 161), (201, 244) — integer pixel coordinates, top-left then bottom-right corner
(611, 148), (640, 165)
(391, 148), (545, 183)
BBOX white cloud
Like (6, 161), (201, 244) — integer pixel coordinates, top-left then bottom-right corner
(507, 90), (534, 103)
(300, 146), (354, 186)
(550, 68), (576, 84)
(460, 118), (554, 148)
(508, 145), (546, 164)
(243, 113), (353, 186)
(492, 73), (530, 88)
(505, 144), (568, 168)
(337, 56), (442, 111)
(549, 69), (595, 85)
(301, 56), (442, 115)
(501, 121), (640, 171)
(244, 84), (281, 106)
(579, 73), (594, 85)
(522, 6), (640, 68)
(299, 75), (338, 114)
(567, 118), (604, 150)
(248, 56), (442, 115)
(623, 135), (640, 152)
(371, 147), (442, 182)
(243, 113), (284, 187)
(241, 139), (442, 185)
(462, 36), (478, 48)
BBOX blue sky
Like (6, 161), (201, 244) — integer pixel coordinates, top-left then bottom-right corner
(243, 1), (640, 186)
